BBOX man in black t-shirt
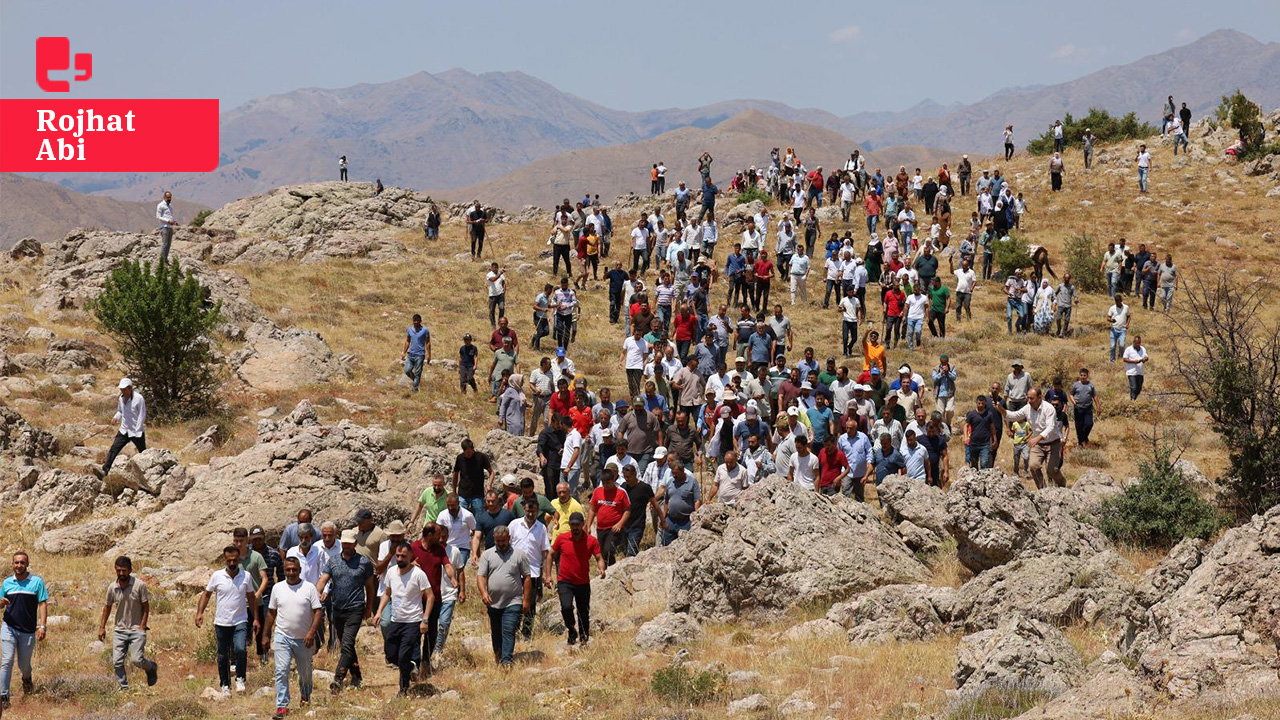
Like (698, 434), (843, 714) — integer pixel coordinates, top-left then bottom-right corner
(620, 465), (658, 557)
(453, 439), (494, 516)
(467, 202), (487, 259)
(964, 395), (997, 469)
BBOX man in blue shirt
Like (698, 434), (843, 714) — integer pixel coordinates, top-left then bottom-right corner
(697, 178), (719, 222)
(805, 393), (835, 450)
(836, 418), (872, 501)
(401, 314), (432, 392)
(725, 244), (748, 308)
(1, 552), (49, 708)
(870, 433), (906, 485)
(732, 406), (771, 453)
(604, 262), (629, 324)
(745, 322), (775, 369)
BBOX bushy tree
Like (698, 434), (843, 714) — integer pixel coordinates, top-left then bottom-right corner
(1027, 108), (1156, 155)
(1168, 272), (1280, 518)
(1095, 434), (1222, 549)
(1062, 233), (1107, 294)
(1216, 89), (1268, 159)
(91, 260), (223, 421)
(991, 233), (1030, 279)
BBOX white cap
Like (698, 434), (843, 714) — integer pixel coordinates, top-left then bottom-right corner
(898, 366), (911, 374)
(800, 382), (813, 390)
(653, 446), (668, 459)
(787, 407), (800, 417)
(118, 377), (133, 389)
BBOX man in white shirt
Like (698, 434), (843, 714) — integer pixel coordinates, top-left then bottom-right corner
(702, 219), (719, 258)
(156, 190), (178, 265)
(508, 498), (552, 640)
(838, 286), (863, 359)
(620, 325), (649, 400)
(1122, 335), (1150, 401)
(196, 546), (258, 694)
(823, 251), (844, 309)
(436, 495), (478, 566)
(486, 263), (507, 329)
(1106, 294), (1131, 363)
(709, 450), (749, 505)
(997, 387), (1064, 489)
(905, 284), (930, 351)
(954, 258), (977, 322)
(96, 377), (147, 479)
(788, 440), (819, 492)
(375, 543), (433, 696)
(560, 422), (584, 494)
(285, 524), (325, 587)
(264, 557), (322, 716)
(789, 248), (811, 305)
(1136, 143), (1152, 192)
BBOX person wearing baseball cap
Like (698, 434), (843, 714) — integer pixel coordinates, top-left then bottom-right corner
(315, 528), (375, 693)
(94, 378), (147, 480)
(550, 511), (604, 646)
(351, 510), (386, 564)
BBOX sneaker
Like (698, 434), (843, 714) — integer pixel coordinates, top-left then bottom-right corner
(145, 663), (158, 687)
(566, 632), (577, 646)
(580, 633), (590, 645)
(21, 677), (32, 694)
(220, 686), (232, 698)
(234, 678), (246, 693)
(92, 466), (105, 479)
(1, 695), (8, 709)
(328, 679), (343, 694)
(273, 708), (289, 720)
(408, 660), (418, 681)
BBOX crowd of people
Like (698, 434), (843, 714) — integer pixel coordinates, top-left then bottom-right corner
(0, 117), (1190, 716)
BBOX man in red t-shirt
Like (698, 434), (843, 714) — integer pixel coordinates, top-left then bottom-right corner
(817, 435), (849, 497)
(588, 469), (632, 566)
(672, 303), (698, 359)
(806, 167), (824, 208)
(752, 251), (774, 311)
(551, 512), (604, 645)
(409, 522), (456, 675)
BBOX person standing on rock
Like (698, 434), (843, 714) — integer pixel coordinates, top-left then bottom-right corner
(551, 512), (604, 647)
(401, 315), (431, 393)
(0, 552), (48, 710)
(467, 201), (487, 260)
(338, 156), (347, 181)
(196, 545), (258, 696)
(99, 555), (158, 692)
(156, 190), (178, 266)
(996, 387), (1065, 489)
(316, 529), (374, 693)
(374, 542), (432, 696)
(476, 526), (532, 668)
(94, 378), (146, 480)
(263, 556), (321, 719)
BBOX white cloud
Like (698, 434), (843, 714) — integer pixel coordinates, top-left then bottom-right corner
(1051, 44), (1078, 59)
(829, 25), (861, 43)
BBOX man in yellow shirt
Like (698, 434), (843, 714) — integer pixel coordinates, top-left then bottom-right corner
(549, 482), (585, 540)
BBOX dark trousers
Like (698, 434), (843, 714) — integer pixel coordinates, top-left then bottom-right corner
(1073, 405), (1094, 445)
(557, 581), (591, 642)
(384, 621), (420, 692)
(841, 320), (858, 356)
(553, 245), (572, 276)
(554, 315), (573, 349)
(928, 309), (946, 337)
(1051, 173), (1062, 191)
(214, 622), (248, 688)
(520, 582), (543, 639)
(729, 276), (747, 306)
(488, 605), (521, 666)
(1005, 143), (1014, 161)
(340, 168), (347, 181)
(414, 602), (441, 675)
(632, 248), (649, 274)
(532, 315), (549, 349)
(1128, 375), (1144, 400)
(754, 281), (771, 311)
(597, 528), (624, 567)
(470, 229), (485, 258)
(626, 368), (644, 400)
(959, 175), (970, 195)
(609, 291), (623, 323)
(255, 596), (270, 659)
(331, 606), (364, 684)
(103, 432), (146, 475)
(488, 294), (506, 327)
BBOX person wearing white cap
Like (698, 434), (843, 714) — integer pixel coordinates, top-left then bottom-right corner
(316, 529), (375, 693)
(95, 378), (146, 479)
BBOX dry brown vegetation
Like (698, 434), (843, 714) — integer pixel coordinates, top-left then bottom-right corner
(2, 128), (1279, 719)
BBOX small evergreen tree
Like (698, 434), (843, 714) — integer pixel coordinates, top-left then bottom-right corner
(91, 260), (223, 421)
(1095, 434), (1222, 549)
(1062, 233), (1107, 294)
(1216, 89), (1268, 158)
(991, 233), (1030, 279)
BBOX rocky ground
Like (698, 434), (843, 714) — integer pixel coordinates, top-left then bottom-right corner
(1, 120), (1279, 719)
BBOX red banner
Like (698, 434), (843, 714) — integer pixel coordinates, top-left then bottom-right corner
(0, 98), (219, 172)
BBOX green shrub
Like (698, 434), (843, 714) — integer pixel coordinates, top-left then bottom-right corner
(991, 233), (1030, 279)
(1095, 442), (1222, 549)
(1216, 89), (1266, 156)
(1027, 109), (1155, 156)
(735, 186), (771, 206)
(651, 662), (727, 705)
(90, 260), (224, 421)
(949, 683), (1053, 719)
(189, 209), (212, 228)
(194, 622), (218, 664)
(1062, 233), (1106, 294)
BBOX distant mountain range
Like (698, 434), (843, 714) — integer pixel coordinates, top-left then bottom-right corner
(19, 29), (1280, 210)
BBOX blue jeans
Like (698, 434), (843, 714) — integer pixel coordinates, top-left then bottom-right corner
(625, 526), (644, 556)
(462, 495), (485, 518)
(1106, 271), (1120, 296)
(273, 633), (313, 707)
(403, 355), (424, 391)
(0, 623), (35, 697)
(1006, 297), (1019, 333)
(965, 444), (993, 469)
(1109, 327), (1127, 362)
(487, 605), (522, 666)
(436, 599), (457, 652)
(564, 466), (581, 495)
(866, 214), (879, 235)
(902, 229), (914, 249)
(1138, 167), (1149, 192)
(214, 622), (249, 688)
(906, 317), (924, 350)
(660, 516), (692, 545)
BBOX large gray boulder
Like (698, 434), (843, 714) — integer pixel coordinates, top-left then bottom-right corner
(22, 468), (102, 531)
(825, 583), (954, 644)
(35, 516), (136, 555)
(945, 469), (1112, 574)
(668, 476), (929, 621)
(203, 182), (435, 237)
(1010, 651), (1157, 720)
(479, 428), (542, 481)
(634, 611), (702, 650)
(207, 232), (406, 266)
(0, 406), (57, 458)
(953, 615), (1086, 700)
(1121, 504), (1280, 699)
(120, 449), (193, 504)
(878, 476), (949, 552)
(230, 320), (350, 391)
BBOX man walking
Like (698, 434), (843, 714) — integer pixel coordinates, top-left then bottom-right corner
(195, 546), (258, 695)
(476, 527), (532, 668)
(1136, 144), (1152, 193)
(1, 552), (48, 709)
(99, 556), (158, 692)
(156, 191), (178, 265)
(94, 378), (146, 479)
(996, 387), (1065, 489)
(508, 498), (551, 641)
(552, 512), (604, 646)
(316, 530), (375, 693)
(1107, 294), (1130, 363)
(1157, 254), (1178, 311)
(375, 543), (433, 696)
(1123, 335), (1150, 400)
(1054, 275), (1076, 337)
(1069, 368), (1099, 448)
(467, 201), (487, 259)
(264, 557), (322, 718)
(486, 263), (507, 328)
(400, 314), (431, 392)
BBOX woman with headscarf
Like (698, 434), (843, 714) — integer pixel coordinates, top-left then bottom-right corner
(1033, 279), (1056, 335)
(500, 373), (529, 436)
(1049, 152), (1065, 192)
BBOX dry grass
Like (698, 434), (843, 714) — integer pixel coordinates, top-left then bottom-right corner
(3, 131), (1280, 718)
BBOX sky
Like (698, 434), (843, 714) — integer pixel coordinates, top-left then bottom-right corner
(2, 0), (1279, 117)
